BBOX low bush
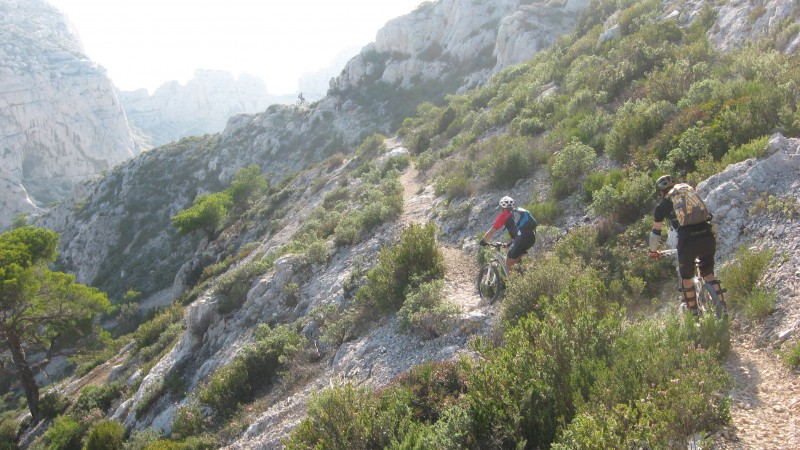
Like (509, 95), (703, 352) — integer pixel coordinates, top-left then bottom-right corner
(780, 340), (800, 369)
(743, 288), (776, 321)
(718, 246), (774, 310)
(0, 411), (19, 449)
(171, 402), (207, 440)
(525, 199), (559, 225)
(304, 240), (330, 266)
(39, 391), (69, 420)
(479, 135), (532, 189)
(397, 280), (460, 339)
(83, 420), (125, 450)
(134, 305), (184, 350)
(356, 223), (445, 313)
(42, 415), (84, 450)
(73, 383), (124, 415)
(199, 324), (307, 420)
(283, 382), (410, 449)
(549, 139), (596, 198)
(215, 259), (268, 314)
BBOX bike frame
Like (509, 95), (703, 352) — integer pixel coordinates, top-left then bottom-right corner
(659, 249), (726, 319)
(477, 243), (509, 303)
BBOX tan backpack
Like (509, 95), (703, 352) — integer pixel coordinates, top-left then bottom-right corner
(668, 183), (711, 226)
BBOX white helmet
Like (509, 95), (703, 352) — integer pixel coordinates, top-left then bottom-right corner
(498, 196), (515, 209)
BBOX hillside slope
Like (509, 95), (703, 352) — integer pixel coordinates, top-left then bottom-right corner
(12, 0), (800, 448)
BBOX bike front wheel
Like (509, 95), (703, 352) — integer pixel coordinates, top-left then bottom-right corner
(700, 282), (728, 320)
(477, 263), (503, 304)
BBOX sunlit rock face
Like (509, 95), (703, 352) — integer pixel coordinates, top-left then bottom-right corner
(334, 0), (591, 94)
(0, 0), (137, 230)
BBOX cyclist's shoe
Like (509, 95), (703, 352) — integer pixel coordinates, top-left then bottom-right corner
(680, 302), (699, 317)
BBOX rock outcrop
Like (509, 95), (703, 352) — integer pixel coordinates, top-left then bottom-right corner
(334, 0), (591, 94)
(119, 70), (294, 148)
(0, 0), (137, 230)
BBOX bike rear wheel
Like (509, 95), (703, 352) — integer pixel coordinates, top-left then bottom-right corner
(700, 282), (728, 320)
(477, 263), (503, 304)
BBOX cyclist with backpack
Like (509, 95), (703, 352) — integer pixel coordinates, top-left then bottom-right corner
(479, 196), (537, 270)
(648, 175), (726, 314)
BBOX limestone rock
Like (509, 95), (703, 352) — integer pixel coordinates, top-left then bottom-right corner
(0, 0), (138, 229)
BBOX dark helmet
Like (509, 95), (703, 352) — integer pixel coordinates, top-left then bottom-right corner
(656, 174), (675, 192)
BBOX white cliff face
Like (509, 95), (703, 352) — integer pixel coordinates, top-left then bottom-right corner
(119, 70), (293, 148)
(0, 0), (137, 230)
(711, 0), (800, 53)
(334, 0), (590, 93)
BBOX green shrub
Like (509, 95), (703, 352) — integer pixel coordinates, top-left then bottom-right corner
(83, 420), (125, 450)
(333, 215), (363, 246)
(283, 382), (410, 449)
(215, 259), (268, 314)
(500, 255), (574, 328)
(479, 136), (532, 189)
(226, 165), (268, 209)
(356, 223), (445, 313)
(389, 361), (470, 424)
(583, 169), (625, 202)
(322, 187), (351, 210)
(743, 288), (776, 321)
(318, 306), (358, 348)
(415, 149), (437, 172)
(39, 391), (69, 420)
(73, 383), (123, 415)
(397, 280), (460, 339)
(355, 133), (387, 161)
(718, 246), (774, 309)
(525, 199), (559, 225)
(0, 411), (19, 449)
(198, 360), (249, 419)
(721, 135), (770, 167)
(588, 171), (653, 222)
(171, 192), (233, 239)
(134, 305), (184, 350)
(123, 427), (163, 450)
(171, 402), (207, 440)
(780, 340), (800, 369)
(42, 415), (84, 450)
(549, 139), (596, 197)
(606, 99), (675, 163)
(304, 240), (331, 265)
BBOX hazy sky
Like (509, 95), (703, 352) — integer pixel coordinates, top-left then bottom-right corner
(47, 0), (423, 94)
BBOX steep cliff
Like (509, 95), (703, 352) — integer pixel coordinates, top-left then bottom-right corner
(0, 0), (138, 230)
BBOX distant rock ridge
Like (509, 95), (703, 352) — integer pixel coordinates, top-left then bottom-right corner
(119, 70), (295, 149)
(0, 0), (138, 230)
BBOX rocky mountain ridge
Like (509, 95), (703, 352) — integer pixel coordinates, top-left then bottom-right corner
(0, 0), (138, 230)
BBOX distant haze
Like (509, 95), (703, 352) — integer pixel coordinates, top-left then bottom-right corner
(47, 0), (423, 94)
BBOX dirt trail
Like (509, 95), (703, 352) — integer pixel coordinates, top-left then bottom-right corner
(720, 331), (800, 449)
(398, 165), (482, 312)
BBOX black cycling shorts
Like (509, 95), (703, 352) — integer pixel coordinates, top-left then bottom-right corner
(677, 229), (715, 279)
(508, 232), (536, 259)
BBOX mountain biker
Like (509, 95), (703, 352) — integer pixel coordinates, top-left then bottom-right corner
(479, 196), (537, 270)
(648, 175), (726, 314)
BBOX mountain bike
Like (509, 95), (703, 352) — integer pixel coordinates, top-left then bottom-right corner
(658, 249), (728, 320)
(477, 242), (509, 304)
